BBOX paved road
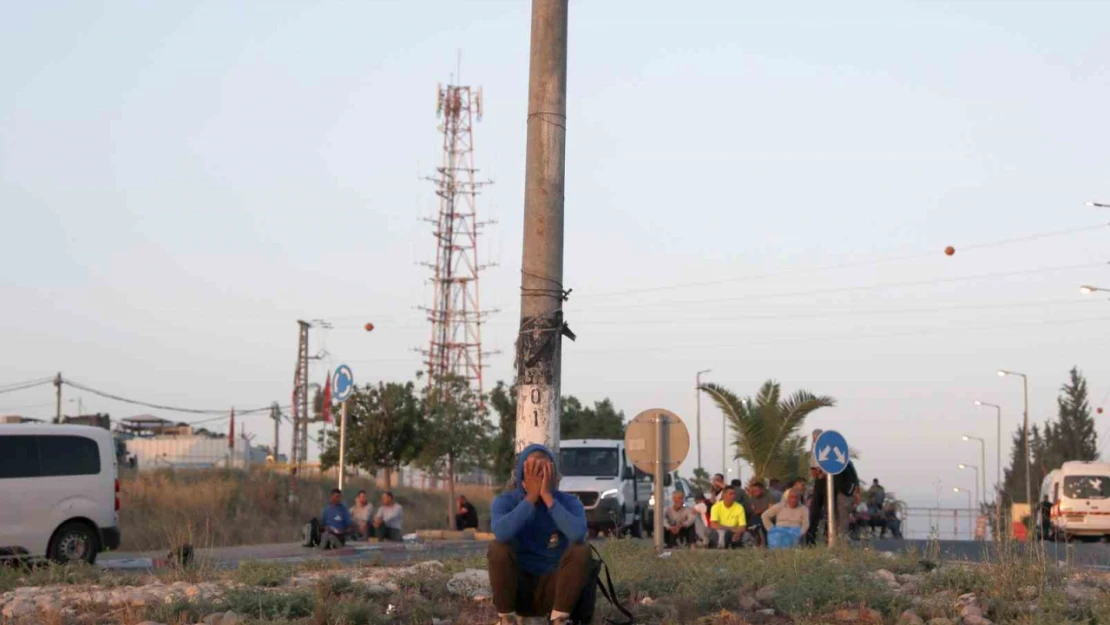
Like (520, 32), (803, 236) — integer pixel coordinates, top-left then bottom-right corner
(868, 539), (1110, 570)
(99, 540), (490, 571)
(99, 537), (1110, 571)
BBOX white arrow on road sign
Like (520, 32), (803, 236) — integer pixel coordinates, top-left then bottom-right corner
(833, 446), (846, 464)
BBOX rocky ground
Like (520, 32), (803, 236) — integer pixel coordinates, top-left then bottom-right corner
(2, 544), (1109, 624)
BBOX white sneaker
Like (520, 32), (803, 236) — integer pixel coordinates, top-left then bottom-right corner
(521, 617), (548, 625)
(496, 615), (518, 625)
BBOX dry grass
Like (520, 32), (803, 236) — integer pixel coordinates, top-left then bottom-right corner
(117, 468), (492, 552)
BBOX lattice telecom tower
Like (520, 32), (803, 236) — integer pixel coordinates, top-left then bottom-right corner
(290, 320), (310, 468)
(420, 79), (494, 399)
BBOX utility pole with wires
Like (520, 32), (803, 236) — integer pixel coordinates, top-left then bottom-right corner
(514, 0), (572, 453)
(270, 402), (281, 462)
(53, 372), (62, 424)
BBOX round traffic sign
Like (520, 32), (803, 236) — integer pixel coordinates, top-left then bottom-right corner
(813, 430), (849, 475)
(332, 364), (354, 402)
(624, 408), (690, 474)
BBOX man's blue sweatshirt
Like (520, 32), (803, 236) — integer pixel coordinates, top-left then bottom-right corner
(491, 443), (587, 575)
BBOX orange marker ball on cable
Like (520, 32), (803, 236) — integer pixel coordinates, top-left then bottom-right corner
(944, 246), (956, 256)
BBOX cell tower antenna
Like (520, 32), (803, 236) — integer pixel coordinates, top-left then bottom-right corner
(419, 63), (498, 407)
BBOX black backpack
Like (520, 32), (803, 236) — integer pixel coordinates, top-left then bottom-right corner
(571, 545), (634, 625)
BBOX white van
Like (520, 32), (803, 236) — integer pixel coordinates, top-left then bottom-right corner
(558, 439), (655, 538)
(1038, 461), (1110, 541)
(0, 424), (121, 563)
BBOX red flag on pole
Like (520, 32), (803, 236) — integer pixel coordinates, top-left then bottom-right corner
(228, 408), (235, 449)
(322, 372), (333, 424)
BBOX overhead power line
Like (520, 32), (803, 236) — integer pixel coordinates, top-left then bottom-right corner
(0, 378), (54, 395)
(575, 262), (1109, 312)
(61, 378), (277, 417)
(579, 222), (1110, 300)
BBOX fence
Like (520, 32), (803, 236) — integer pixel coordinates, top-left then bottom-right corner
(901, 507), (993, 541)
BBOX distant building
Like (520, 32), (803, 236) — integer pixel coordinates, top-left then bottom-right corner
(0, 415), (43, 424)
(117, 415), (194, 438)
(62, 413), (111, 430)
(125, 434), (254, 470)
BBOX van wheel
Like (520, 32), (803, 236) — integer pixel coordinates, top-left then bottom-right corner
(49, 522), (97, 565)
(629, 510), (644, 539)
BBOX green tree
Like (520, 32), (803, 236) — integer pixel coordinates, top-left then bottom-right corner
(489, 381), (517, 485)
(418, 375), (494, 528)
(561, 396), (625, 439)
(319, 381), (424, 488)
(1002, 423), (1045, 504)
(1044, 367), (1098, 464)
(701, 380), (835, 483)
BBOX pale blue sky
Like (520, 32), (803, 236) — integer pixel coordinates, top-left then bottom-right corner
(3, 1), (1109, 514)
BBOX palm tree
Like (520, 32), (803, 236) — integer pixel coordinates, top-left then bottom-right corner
(700, 380), (835, 483)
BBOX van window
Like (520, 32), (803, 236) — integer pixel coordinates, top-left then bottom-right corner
(39, 435), (100, 476)
(559, 448), (619, 477)
(0, 435), (40, 479)
(1064, 475), (1110, 500)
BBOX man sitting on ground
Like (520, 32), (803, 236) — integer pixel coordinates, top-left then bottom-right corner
(709, 486), (747, 549)
(746, 479), (774, 547)
(320, 488), (352, 549)
(456, 495), (479, 531)
(663, 491), (698, 548)
(768, 478), (784, 504)
(762, 487), (810, 536)
(372, 491), (405, 542)
(489, 444), (589, 625)
(351, 490), (374, 540)
(709, 473), (727, 504)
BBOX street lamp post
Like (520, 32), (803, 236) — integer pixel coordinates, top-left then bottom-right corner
(1079, 285), (1110, 295)
(961, 436), (987, 504)
(696, 369), (711, 470)
(974, 401), (1002, 503)
(1086, 201), (1110, 208)
(954, 487), (973, 539)
(958, 463), (980, 509)
(998, 370), (1031, 509)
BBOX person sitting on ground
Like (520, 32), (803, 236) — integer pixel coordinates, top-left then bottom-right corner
(709, 486), (747, 549)
(320, 488), (352, 549)
(762, 487), (810, 535)
(867, 478), (886, 515)
(692, 492), (711, 545)
(768, 478), (784, 504)
(663, 490), (698, 548)
(372, 491), (405, 542)
(709, 473), (727, 504)
(489, 444), (588, 625)
(746, 479), (774, 547)
(350, 490), (374, 540)
(881, 502), (903, 539)
(456, 495), (479, 531)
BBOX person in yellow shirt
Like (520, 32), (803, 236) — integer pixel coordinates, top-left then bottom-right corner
(709, 486), (747, 549)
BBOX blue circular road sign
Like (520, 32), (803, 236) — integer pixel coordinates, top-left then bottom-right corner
(814, 430), (850, 475)
(332, 364), (354, 402)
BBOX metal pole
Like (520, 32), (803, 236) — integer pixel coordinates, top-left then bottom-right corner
(978, 441), (986, 509)
(826, 477), (836, 547)
(271, 402), (281, 463)
(338, 400), (348, 490)
(514, 0), (569, 453)
(654, 413), (666, 552)
(54, 372), (62, 423)
(973, 466), (980, 511)
(695, 371), (703, 469)
(1022, 375), (1031, 509)
(994, 405), (1001, 504)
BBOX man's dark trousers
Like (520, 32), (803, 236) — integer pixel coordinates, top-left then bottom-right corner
(487, 541), (590, 617)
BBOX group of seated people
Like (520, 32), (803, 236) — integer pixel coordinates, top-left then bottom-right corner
(662, 474), (812, 549)
(305, 488), (406, 549)
(307, 488), (484, 550)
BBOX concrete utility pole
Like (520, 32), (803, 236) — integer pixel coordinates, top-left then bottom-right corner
(54, 372), (62, 423)
(695, 369), (710, 469)
(514, 0), (570, 453)
(270, 402), (281, 462)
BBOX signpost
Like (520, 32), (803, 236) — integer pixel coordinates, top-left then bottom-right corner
(813, 429), (849, 547)
(625, 409), (690, 551)
(332, 364), (354, 490)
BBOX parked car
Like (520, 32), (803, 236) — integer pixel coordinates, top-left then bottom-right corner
(0, 424), (121, 563)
